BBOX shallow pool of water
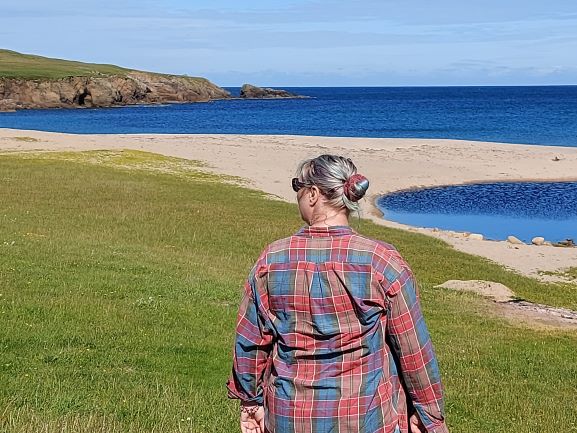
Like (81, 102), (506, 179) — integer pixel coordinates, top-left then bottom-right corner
(376, 181), (577, 243)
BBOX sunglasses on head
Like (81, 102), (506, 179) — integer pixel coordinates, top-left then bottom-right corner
(291, 178), (307, 192)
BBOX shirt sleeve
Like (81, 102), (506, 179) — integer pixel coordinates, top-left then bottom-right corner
(226, 263), (275, 405)
(385, 267), (449, 433)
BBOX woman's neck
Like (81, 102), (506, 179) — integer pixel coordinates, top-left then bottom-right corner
(308, 211), (349, 227)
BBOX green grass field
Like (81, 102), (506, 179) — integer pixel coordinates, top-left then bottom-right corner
(1, 150), (576, 432)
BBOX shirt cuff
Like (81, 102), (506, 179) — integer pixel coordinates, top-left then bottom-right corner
(226, 378), (264, 405)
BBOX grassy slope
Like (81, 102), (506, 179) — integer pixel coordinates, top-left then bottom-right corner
(0, 49), (131, 79)
(0, 150), (576, 433)
(0, 49), (205, 81)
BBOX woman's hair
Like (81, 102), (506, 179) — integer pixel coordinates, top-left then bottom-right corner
(295, 154), (369, 212)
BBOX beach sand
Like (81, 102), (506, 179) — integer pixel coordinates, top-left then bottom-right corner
(1, 128), (576, 282)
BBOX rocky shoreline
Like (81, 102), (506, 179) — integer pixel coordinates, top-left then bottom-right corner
(0, 77), (306, 111)
(0, 72), (230, 111)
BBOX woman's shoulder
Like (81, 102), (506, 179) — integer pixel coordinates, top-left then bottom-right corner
(349, 233), (412, 278)
(264, 235), (295, 254)
(253, 236), (294, 265)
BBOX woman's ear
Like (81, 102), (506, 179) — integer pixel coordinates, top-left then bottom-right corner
(309, 185), (320, 206)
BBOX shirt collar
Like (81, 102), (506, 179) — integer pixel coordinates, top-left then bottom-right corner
(296, 225), (355, 238)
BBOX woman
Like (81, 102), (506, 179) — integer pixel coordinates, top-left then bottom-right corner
(227, 155), (448, 433)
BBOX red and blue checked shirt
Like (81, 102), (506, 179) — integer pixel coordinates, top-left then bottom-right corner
(227, 225), (448, 433)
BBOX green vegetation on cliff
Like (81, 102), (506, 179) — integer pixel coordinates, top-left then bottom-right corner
(0, 49), (133, 79)
(0, 49), (206, 81)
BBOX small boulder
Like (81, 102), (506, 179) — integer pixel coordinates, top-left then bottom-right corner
(468, 233), (484, 241)
(507, 235), (524, 245)
(531, 237), (545, 246)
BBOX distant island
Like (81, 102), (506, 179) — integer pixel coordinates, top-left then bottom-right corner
(0, 49), (305, 111)
(239, 84), (308, 99)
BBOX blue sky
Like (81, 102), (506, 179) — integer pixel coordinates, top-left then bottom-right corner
(2, 0), (577, 86)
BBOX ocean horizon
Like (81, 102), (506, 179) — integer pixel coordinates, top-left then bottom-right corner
(1, 86), (577, 148)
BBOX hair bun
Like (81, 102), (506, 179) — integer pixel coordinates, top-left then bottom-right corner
(344, 174), (369, 202)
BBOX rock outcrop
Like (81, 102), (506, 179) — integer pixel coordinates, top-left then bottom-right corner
(553, 239), (575, 248)
(507, 235), (524, 245)
(0, 72), (230, 111)
(239, 84), (307, 99)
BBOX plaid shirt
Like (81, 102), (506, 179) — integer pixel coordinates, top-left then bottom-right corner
(227, 226), (448, 433)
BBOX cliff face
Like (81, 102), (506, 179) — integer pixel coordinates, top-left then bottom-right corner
(0, 72), (230, 111)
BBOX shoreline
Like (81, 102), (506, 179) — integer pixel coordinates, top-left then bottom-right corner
(4, 126), (577, 150)
(372, 176), (577, 192)
(1, 128), (577, 283)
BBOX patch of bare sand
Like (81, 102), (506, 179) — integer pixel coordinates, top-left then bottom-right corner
(1, 128), (576, 283)
(436, 280), (515, 302)
(436, 280), (577, 330)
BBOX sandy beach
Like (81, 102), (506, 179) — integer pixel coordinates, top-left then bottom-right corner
(1, 128), (576, 282)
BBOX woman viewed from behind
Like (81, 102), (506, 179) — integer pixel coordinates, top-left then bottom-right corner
(227, 155), (448, 433)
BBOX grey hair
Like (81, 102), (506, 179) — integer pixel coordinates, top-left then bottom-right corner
(295, 154), (369, 213)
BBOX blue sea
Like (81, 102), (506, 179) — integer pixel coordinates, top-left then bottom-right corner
(1, 86), (577, 147)
(2, 86), (577, 241)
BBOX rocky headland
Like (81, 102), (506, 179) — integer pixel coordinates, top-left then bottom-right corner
(0, 76), (311, 111)
(0, 51), (308, 111)
(0, 72), (230, 111)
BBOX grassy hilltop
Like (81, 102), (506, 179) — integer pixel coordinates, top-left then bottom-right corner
(0, 50), (229, 110)
(0, 49), (134, 80)
(0, 49), (210, 81)
(0, 149), (576, 432)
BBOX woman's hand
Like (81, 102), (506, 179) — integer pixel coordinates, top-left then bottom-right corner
(240, 404), (265, 433)
(409, 412), (426, 433)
